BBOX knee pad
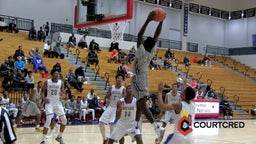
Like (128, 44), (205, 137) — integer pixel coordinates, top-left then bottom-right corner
(59, 115), (67, 125)
(44, 114), (54, 128)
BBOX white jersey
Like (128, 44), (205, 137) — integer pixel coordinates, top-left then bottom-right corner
(119, 97), (136, 122)
(80, 100), (89, 109)
(46, 79), (62, 102)
(0, 97), (10, 107)
(173, 101), (195, 140)
(166, 91), (180, 104)
(109, 85), (125, 107)
(133, 44), (156, 75)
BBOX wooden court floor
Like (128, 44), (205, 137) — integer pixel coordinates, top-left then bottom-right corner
(11, 119), (256, 144)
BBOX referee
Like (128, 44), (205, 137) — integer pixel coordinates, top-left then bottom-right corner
(0, 107), (17, 144)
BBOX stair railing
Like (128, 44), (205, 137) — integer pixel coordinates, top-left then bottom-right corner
(75, 49), (80, 64)
(104, 72), (110, 90)
(94, 65), (100, 80)
(233, 95), (240, 110)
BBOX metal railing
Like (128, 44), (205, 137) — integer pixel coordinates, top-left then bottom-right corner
(0, 14), (34, 31)
(104, 72), (110, 90)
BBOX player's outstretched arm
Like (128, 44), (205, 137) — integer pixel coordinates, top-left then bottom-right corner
(137, 11), (154, 48)
(153, 21), (164, 42)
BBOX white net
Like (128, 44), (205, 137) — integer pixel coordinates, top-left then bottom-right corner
(108, 21), (128, 41)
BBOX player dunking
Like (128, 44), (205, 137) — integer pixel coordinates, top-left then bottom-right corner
(108, 85), (143, 144)
(40, 69), (67, 144)
(99, 74), (125, 144)
(0, 107), (17, 144)
(157, 79), (195, 144)
(131, 11), (165, 143)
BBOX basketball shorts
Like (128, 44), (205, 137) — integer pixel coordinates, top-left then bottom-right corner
(45, 101), (65, 116)
(109, 120), (137, 141)
(99, 106), (116, 124)
(131, 74), (149, 100)
(22, 100), (41, 117)
(160, 111), (175, 124)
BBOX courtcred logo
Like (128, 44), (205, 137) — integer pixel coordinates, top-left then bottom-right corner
(177, 116), (193, 136)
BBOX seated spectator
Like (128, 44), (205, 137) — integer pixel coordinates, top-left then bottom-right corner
(108, 49), (118, 63)
(65, 95), (77, 122)
(189, 78), (198, 89)
(37, 26), (45, 42)
(13, 69), (27, 92)
(126, 46), (136, 63)
(43, 40), (53, 58)
(13, 45), (26, 61)
(87, 49), (99, 66)
(192, 56), (199, 63)
(118, 49), (127, 63)
(195, 87), (204, 99)
(80, 95), (95, 121)
(25, 71), (35, 93)
(14, 56), (27, 75)
(109, 41), (119, 52)
(66, 68), (83, 92)
(89, 39), (101, 52)
(78, 34), (88, 49)
(117, 63), (127, 78)
(8, 19), (19, 33)
(53, 41), (63, 58)
(75, 66), (89, 85)
(183, 56), (191, 66)
(28, 26), (37, 40)
(204, 56), (212, 66)
(163, 58), (172, 70)
(7, 56), (15, 70)
(52, 62), (62, 78)
(123, 62), (133, 78)
(164, 48), (172, 60)
(32, 54), (47, 73)
(2, 71), (14, 91)
(87, 89), (96, 100)
(88, 94), (103, 115)
(64, 78), (72, 99)
(149, 56), (161, 70)
(75, 96), (82, 119)
(0, 59), (11, 77)
(0, 18), (8, 32)
(67, 33), (77, 48)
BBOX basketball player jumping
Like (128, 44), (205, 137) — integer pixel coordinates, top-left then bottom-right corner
(40, 69), (67, 144)
(99, 74), (125, 144)
(157, 79), (196, 144)
(131, 11), (165, 143)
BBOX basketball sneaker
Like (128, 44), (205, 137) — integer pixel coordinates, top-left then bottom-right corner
(155, 126), (165, 143)
(103, 139), (108, 144)
(40, 141), (45, 144)
(55, 136), (65, 144)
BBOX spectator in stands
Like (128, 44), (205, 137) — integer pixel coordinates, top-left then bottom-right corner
(28, 26), (37, 40)
(183, 56), (191, 66)
(13, 45), (25, 61)
(87, 89), (96, 100)
(64, 78), (72, 99)
(53, 41), (62, 58)
(32, 54), (47, 73)
(7, 56), (15, 70)
(75, 66), (90, 85)
(118, 49), (127, 63)
(117, 63), (127, 78)
(37, 26), (45, 42)
(14, 56), (27, 75)
(126, 46), (136, 63)
(123, 62), (133, 78)
(195, 87), (204, 99)
(43, 40), (53, 58)
(13, 69), (27, 92)
(44, 22), (50, 36)
(75, 96), (82, 119)
(192, 56), (199, 63)
(66, 68), (83, 92)
(0, 17), (8, 32)
(25, 71), (34, 93)
(0, 91), (19, 122)
(0, 59), (11, 77)
(87, 49), (99, 66)
(78, 34), (88, 49)
(52, 62), (62, 79)
(67, 33), (77, 48)
(65, 95), (77, 122)
(164, 48), (172, 60)
(189, 78), (198, 89)
(89, 94), (103, 115)
(163, 58), (172, 70)
(8, 19), (19, 33)
(108, 49), (118, 63)
(204, 56), (211, 67)
(89, 39), (101, 52)
(176, 74), (183, 91)
(2, 71), (14, 91)
(149, 56), (161, 70)
(80, 95), (95, 121)
(147, 97), (159, 119)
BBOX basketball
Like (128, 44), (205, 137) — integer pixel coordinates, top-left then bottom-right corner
(153, 8), (166, 22)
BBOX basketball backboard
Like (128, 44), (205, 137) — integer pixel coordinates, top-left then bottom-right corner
(74, 0), (133, 28)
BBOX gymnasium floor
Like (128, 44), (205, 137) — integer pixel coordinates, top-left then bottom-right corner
(13, 118), (256, 144)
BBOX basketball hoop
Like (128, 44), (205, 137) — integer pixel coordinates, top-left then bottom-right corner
(108, 21), (128, 41)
